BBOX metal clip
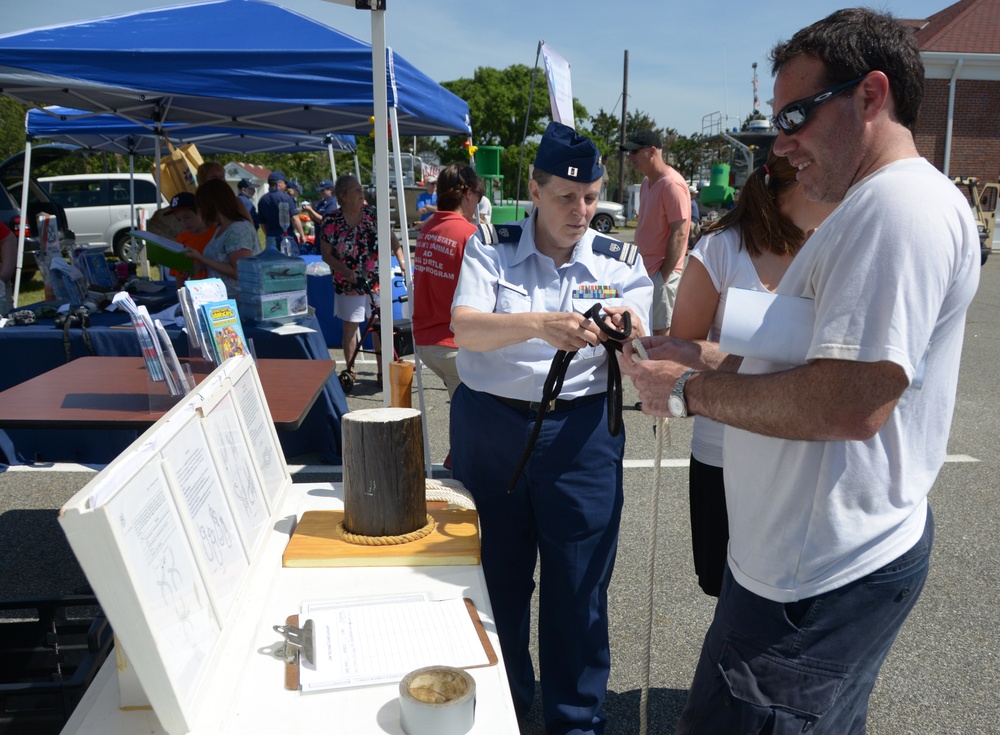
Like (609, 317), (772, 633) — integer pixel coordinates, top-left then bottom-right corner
(273, 619), (314, 666)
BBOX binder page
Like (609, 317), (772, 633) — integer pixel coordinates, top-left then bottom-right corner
(299, 597), (490, 692)
(232, 367), (286, 504)
(202, 391), (269, 553)
(719, 288), (815, 366)
(108, 460), (220, 700)
(160, 420), (250, 618)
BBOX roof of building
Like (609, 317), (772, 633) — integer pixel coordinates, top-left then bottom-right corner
(903, 0), (1000, 54)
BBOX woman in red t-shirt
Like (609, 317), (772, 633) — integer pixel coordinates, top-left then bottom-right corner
(411, 164), (483, 400)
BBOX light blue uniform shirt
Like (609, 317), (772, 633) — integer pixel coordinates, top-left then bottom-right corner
(453, 212), (653, 401)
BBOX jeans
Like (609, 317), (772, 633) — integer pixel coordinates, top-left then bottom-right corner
(677, 507), (934, 735)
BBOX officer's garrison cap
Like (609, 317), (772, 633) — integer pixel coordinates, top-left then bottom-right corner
(534, 122), (604, 184)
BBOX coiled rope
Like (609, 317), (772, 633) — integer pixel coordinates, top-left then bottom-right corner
(337, 478), (477, 546)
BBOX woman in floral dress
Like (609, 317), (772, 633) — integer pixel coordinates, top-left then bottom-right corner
(318, 174), (402, 380)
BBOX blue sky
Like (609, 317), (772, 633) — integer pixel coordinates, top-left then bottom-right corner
(4, 0), (951, 138)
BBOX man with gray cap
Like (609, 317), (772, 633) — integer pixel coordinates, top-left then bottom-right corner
(622, 129), (691, 335)
(450, 121), (652, 734)
(257, 170), (304, 248)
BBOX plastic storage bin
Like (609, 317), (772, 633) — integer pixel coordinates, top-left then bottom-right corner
(237, 247), (308, 323)
(237, 247), (307, 294)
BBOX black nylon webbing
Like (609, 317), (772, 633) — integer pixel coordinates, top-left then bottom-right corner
(506, 304), (631, 493)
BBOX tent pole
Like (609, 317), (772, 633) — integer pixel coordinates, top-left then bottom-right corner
(128, 150), (137, 267)
(370, 7), (392, 405)
(326, 137), (338, 180)
(390, 105), (430, 472)
(13, 139), (33, 309)
(389, 106), (412, 290)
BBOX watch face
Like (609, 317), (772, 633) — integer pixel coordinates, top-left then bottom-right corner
(668, 394), (686, 418)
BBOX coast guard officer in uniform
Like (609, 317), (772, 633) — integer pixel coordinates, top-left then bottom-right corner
(450, 121), (652, 735)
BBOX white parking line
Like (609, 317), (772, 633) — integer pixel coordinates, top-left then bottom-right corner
(3, 455), (979, 475)
(945, 454), (980, 463)
(624, 454), (980, 469)
(624, 459), (691, 469)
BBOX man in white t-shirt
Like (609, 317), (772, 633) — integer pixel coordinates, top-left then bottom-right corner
(622, 8), (979, 733)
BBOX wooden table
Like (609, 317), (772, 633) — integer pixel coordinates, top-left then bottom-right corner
(0, 356), (334, 432)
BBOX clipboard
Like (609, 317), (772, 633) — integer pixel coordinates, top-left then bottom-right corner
(279, 598), (498, 691)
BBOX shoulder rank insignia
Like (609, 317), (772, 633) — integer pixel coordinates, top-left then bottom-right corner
(477, 223), (522, 246)
(591, 235), (638, 266)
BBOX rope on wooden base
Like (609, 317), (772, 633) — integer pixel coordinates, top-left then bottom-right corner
(425, 478), (476, 510)
(337, 513), (436, 546)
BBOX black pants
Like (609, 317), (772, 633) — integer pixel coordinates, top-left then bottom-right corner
(688, 455), (729, 597)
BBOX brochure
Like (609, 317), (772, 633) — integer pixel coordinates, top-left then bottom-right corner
(182, 278), (229, 362)
(200, 299), (248, 363)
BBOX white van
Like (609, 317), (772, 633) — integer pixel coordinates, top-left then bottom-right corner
(39, 173), (168, 260)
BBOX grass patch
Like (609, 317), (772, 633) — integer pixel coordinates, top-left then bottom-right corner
(13, 272), (45, 308)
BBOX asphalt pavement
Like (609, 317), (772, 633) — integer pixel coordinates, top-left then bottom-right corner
(1, 230), (997, 734)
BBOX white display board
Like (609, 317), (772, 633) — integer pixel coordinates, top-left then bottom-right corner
(59, 355), (292, 735)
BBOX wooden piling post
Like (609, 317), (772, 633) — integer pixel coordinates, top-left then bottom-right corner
(341, 407), (425, 537)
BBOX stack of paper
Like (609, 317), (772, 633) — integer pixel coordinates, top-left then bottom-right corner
(297, 595), (493, 692)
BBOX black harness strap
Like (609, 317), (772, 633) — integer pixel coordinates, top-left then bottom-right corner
(506, 304), (632, 493)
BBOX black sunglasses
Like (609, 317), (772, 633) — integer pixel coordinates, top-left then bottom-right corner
(770, 74), (868, 134)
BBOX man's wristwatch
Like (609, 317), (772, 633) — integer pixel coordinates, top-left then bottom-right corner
(668, 369), (698, 418)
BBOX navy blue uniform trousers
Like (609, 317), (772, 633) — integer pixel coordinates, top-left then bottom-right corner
(451, 385), (625, 735)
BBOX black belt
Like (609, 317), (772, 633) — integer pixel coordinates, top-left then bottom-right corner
(505, 303), (632, 493)
(491, 392), (606, 414)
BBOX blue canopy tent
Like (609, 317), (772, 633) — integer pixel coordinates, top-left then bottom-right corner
(0, 0), (470, 137)
(0, 0), (471, 411)
(24, 105), (359, 265)
(26, 106), (358, 157)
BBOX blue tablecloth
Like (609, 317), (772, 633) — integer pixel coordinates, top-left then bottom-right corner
(0, 301), (348, 465)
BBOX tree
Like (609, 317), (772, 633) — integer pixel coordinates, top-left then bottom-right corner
(589, 108), (621, 153)
(668, 133), (716, 184)
(437, 64), (598, 199)
(442, 64), (549, 147)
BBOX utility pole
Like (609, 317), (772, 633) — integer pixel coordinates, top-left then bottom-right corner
(618, 50), (628, 205)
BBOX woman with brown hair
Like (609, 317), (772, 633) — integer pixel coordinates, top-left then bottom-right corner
(670, 151), (836, 597)
(184, 178), (261, 296)
(412, 163), (482, 401)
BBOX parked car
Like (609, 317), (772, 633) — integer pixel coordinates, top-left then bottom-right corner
(511, 199), (627, 233)
(0, 144), (77, 274)
(952, 176), (998, 266)
(589, 200), (627, 233)
(39, 173), (167, 261)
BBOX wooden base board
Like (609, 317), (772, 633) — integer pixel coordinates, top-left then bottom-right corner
(282, 508), (480, 567)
